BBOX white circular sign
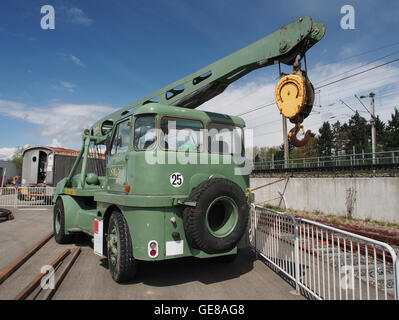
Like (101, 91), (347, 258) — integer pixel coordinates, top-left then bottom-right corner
(170, 172), (183, 188)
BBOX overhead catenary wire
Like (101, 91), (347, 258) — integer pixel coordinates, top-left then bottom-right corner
(247, 91), (377, 132)
(354, 94), (374, 119)
(236, 101), (276, 117)
(248, 91), (393, 134)
(340, 99), (358, 114)
(252, 101), (399, 141)
(245, 63), (399, 130)
(314, 57), (399, 90)
(325, 40), (399, 65)
(231, 46), (399, 144)
(253, 105), (398, 144)
(314, 68), (399, 99)
(315, 49), (399, 86)
(236, 48), (399, 123)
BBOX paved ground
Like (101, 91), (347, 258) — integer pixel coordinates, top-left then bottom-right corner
(0, 207), (304, 300)
(0, 207), (53, 275)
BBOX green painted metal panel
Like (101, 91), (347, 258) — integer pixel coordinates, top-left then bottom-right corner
(120, 206), (247, 261)
(53, 15), (325, 264)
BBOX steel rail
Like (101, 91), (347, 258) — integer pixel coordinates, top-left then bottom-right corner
(295, 217), (399, 246)
(13, 249), (71, 300)
(298, 217), (398, 263)
(41, 248), (81, 300)
(252, 206), (399, 300)
(297, 218), (398, 300)
(0, 232), (54, 285)
(252, 163), (399, 174)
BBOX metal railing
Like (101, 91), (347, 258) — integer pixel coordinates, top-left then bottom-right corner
(250, 205), (399, 300)
(254, 150), (399, 170)
(0, 187), (55, 208)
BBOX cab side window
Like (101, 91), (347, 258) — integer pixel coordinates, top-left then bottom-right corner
(134, 116), (156, 150)
(110, 120), (131, 155)
(160, 117), (203, 151)
(208, 123), (244, 156)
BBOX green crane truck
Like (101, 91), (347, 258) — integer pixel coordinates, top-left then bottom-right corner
(53, 16), (325, 282)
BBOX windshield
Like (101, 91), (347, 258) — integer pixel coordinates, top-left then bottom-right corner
(110, 120), (131, 155)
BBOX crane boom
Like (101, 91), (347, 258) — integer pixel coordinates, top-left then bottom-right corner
(93, 16), (325, 134)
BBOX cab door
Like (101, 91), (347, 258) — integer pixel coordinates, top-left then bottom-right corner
(106, 118), (132, 193)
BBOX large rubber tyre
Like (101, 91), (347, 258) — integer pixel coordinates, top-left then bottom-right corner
(0, 208), (13, 221)
(183, 178), (249, 254)
(107, 210), (136, 283)
(53, 197), (72, 244)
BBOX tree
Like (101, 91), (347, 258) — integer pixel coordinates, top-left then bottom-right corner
(373, 115), (386, 151)
(254, 146), (279, 163)
(347, 111), (370, 153)
(290, 132), (318, 159)
(385, 108), (399, 150)
(275, 142), (293, 160)
(331, 121), (349, 155)
(316, 122), (334, 157)
(11, 146), (25, 175)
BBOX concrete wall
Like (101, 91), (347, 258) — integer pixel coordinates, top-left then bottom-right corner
(250, 177), (399, 224)
(0, 160), (18, 185)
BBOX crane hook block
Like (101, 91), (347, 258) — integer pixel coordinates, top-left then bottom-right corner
(288, 123), (311, 147)
(275, 71), (314, 124)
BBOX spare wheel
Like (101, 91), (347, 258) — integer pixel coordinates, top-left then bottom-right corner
(183, 178), (249, 254)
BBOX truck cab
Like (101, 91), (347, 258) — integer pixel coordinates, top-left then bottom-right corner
(104, 103), (249, 196)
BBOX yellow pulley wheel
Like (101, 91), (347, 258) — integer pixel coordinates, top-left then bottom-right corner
(275, 74), (308, 120)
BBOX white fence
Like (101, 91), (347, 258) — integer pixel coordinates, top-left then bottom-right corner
(250, 205), (399, 300)
(0, 187), (55, 207)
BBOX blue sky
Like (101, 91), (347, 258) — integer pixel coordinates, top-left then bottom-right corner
(1, 0), (399, 158)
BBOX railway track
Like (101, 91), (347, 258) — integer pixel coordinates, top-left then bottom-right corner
(0, 232), (81, 300)
(294, 217), (399, 248)
(253, 208), (399, 299)
(252, 162), (399, 175)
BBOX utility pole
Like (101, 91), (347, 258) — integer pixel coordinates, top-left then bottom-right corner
(360, 92), (376, 165)
(282, 115), (289, 168)
(370, 93), (376, 165)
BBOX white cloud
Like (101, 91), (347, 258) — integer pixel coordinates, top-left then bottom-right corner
(0, 144), (30, 160)
(70, 55), (85, 67)
(50, 138), (62, 147)
(339, 46), (360, 59)
(65, 7), (93, 26)
(0, 147), (16, 160)
(0, 100), (116, 149)
(1, 58), (398, 152)
(199, 59), (399, 148)
(59, 81), (76, 92)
